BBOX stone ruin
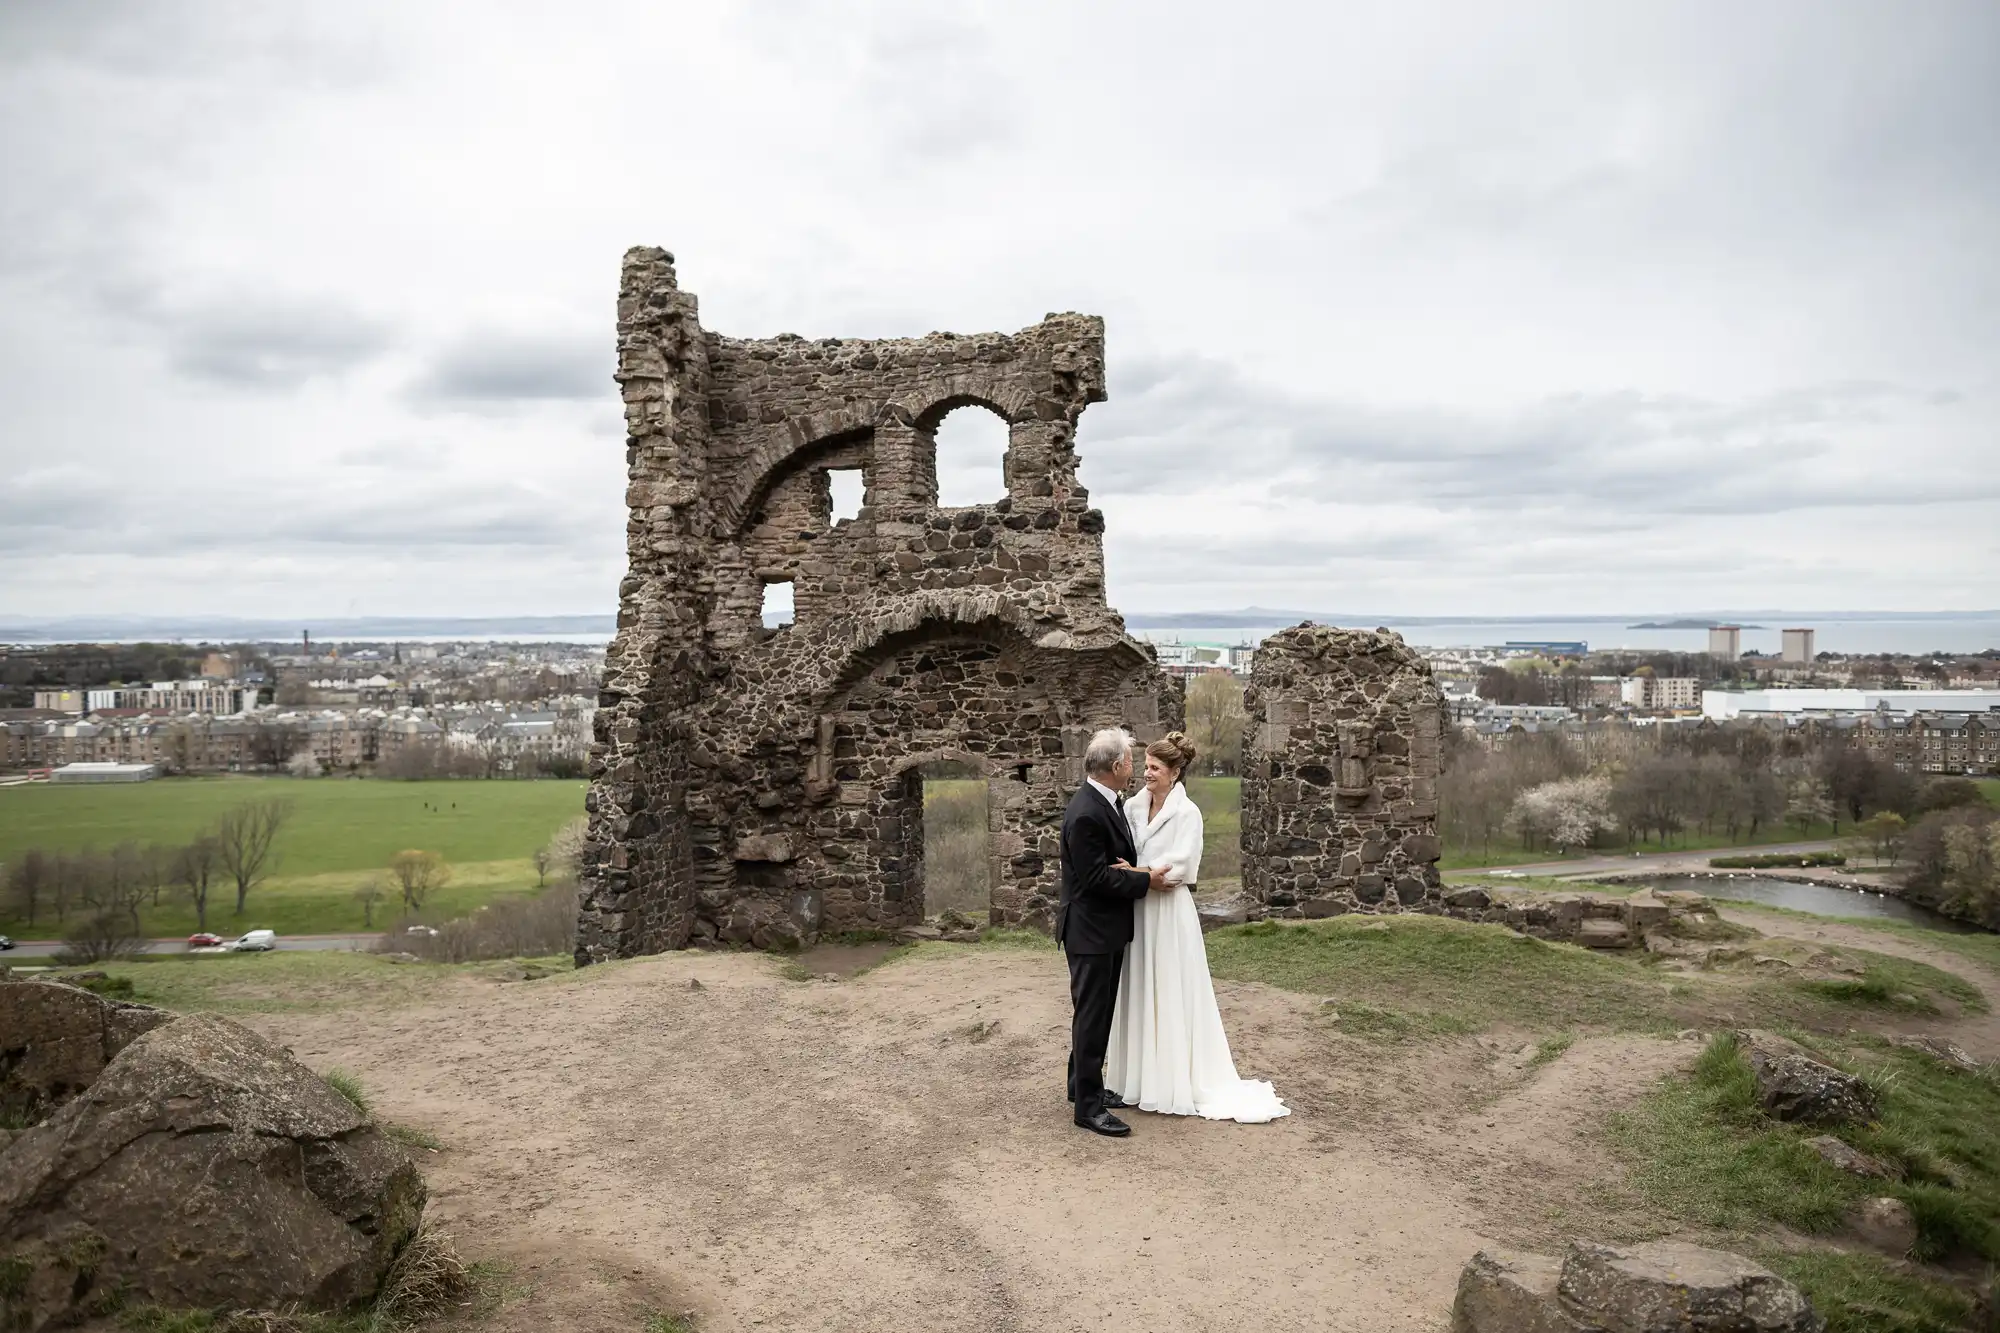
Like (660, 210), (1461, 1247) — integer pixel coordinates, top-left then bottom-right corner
(1241, 625), (1446, 917)
(575, 248), (1451, 962)
(575, 247), (1178, 961)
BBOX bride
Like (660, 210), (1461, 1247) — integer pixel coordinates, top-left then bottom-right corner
(1105, 731), (1290, 1124)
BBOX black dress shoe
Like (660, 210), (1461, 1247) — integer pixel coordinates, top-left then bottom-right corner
(1102, 1091), (1130, 1109)
(1075, 1109), (1131, 1137)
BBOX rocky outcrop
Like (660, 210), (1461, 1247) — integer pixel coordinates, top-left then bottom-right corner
(1735, 1030), (1878, 1126)
(1443, 888), (1695, 950)
(1805, 1135), (1898, 1180)
(1845, 1197), (1917, 1256)
(0, 1015), (424, 1331)
(1454, 1240), (1823, 1332)
(0, 977), (171, 1124)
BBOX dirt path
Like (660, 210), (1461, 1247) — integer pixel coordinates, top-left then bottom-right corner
(255, 949), (1534, 1333)
(1716, 907), (2000, 1060)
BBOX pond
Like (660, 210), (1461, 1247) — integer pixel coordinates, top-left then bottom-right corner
(1623, 873), (1986, 935)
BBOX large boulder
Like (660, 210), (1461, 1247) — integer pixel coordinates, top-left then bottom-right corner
(1453, 1241), (1822, 1333)
(1734, 1031), (1878, 1126)
(1453, 1248), (1582, 1333)
(0, 1015), (425, 1332)
(0, 978), (171, 1124)
(1559, 1241), (1823, 1332)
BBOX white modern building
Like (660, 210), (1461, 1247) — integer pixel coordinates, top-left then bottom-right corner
(1703, 688), (2000, 721)
(81, 680), (255, 716)
(50, 761), (159, 783)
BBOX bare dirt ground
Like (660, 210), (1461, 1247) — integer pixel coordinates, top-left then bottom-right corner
(245, 946), (1689, 1333)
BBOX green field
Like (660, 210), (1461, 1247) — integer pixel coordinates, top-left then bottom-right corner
(0, 777), (585, 939)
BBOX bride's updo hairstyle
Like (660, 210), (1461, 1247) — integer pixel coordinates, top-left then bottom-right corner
(1146, 730), (1199, 783)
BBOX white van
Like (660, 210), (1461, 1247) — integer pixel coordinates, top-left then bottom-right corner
(228, 929), (278, 952)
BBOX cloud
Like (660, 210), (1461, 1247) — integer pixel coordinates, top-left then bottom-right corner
(150, 293), (395, 388)
(0, 0), (1994, 619)
(406, 331), (610, 408)
(1082, 356), (1987, 517)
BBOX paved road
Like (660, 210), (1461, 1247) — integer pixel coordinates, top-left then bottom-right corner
(2, 933), (378, 960)
(1453, 838), (1852, 880)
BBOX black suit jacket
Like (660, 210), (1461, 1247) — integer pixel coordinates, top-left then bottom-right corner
(1056, 781), (1152, 954)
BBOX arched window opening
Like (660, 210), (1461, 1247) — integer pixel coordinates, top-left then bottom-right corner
(760, 579), (794, 629)
(933, 406), (1008, 508)
(827, 469), (865, 524)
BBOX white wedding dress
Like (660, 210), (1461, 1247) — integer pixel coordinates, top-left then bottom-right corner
(1104, 782), (1290, 1124)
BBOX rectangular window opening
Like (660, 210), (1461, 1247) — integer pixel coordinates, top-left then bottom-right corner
(760, 580), (795, 629)
(827, 469), (865, 524)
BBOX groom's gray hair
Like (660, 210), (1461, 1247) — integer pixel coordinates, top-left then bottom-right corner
(1083, 727), (1134, 777)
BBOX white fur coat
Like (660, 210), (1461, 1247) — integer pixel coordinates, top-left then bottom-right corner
(1123, 782), (1203, 888)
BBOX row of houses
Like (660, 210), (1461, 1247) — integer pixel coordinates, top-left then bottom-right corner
(1, 698), (594, 774)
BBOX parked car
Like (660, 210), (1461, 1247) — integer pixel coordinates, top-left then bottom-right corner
(0, 935), (14, 951)
(227, 929), (278, 952)
(187, 932), (223, 948)
(404, 925), (440, 938)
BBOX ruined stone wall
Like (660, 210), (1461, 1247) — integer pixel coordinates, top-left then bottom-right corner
(577, 247), (1175, 963)
(1241, 625), (1445, 917)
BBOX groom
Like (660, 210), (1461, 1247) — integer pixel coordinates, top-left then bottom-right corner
(1057, 727), (1169, 1137)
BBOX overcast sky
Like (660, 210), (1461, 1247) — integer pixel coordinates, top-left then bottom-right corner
(3, 0), (1995, 621)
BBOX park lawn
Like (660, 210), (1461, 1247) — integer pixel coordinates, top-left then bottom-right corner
(0, 857), (554, 941)
(0, 776), (584, 939)
(1978, 777), (2000, 806)
(1441, 817), (1846, 870)
(0, 776), (584, 871)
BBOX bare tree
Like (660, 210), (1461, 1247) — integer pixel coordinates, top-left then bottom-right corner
(55, 909), (147, 965)
(175, 835), (224, 932)
(102, 842), (152, 936)
(215, 798), (294, 916)
(354, 876), (387, 928)
(389, 849), (452, 911)
(531, 845), (552, 888)
(4, 848), (50, 927)
(1182, 673), (1247, 776)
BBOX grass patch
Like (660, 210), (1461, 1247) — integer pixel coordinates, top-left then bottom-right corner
(1327, 999), (1477, 1042)
(1609, 1034), (1856, 1234)
(322, 1069), (371, 1116)
(1204, 915), (1979, 1043)
(78, 950), (474, 1015)
(1531, 1032), (1576, 1066)
(384, 1122), (443, 1153)
(643, 1311), (696, 1333)
(1723, 900), (2000, 978)
(56, 971), (138, 998)
(1612, 1032), (2000, 1275)
(1759, 1250), (1977, 1333)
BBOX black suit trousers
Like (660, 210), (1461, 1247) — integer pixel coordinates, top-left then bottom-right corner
(1066, 948), (1124, 1117)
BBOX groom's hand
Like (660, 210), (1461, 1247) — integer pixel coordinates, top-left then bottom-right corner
(1146, 865), (1170, 891)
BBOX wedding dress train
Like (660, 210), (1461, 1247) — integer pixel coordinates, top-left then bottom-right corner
(1103, 782), (1290, 1124)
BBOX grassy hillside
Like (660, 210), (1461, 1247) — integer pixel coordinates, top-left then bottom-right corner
(0, 777), (585, 939)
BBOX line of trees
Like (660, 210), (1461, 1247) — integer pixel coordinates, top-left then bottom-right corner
(2, 798), (294, 955)
(1437, 723), (1961, 860)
